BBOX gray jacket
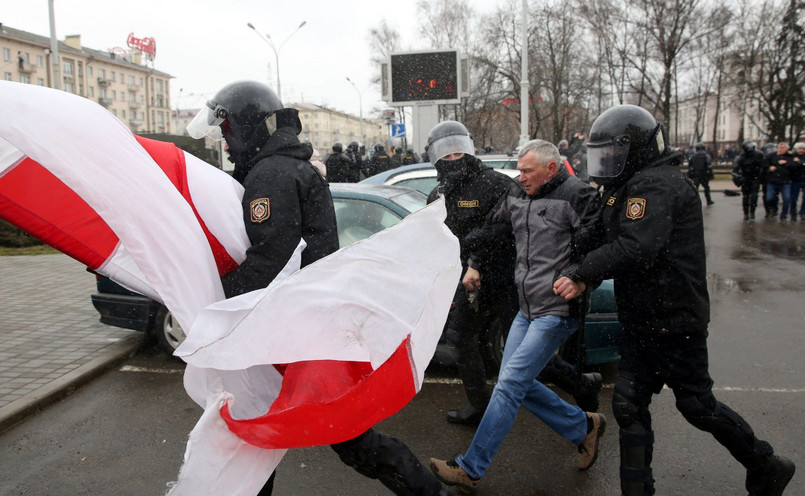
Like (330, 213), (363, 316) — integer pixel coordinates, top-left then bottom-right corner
(478, 167), (601, 319)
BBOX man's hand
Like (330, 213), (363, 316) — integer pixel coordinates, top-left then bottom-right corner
(463, 267), (481, 291)
(553, 276), (586, 300)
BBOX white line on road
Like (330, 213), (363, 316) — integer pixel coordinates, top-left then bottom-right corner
(118, 366), (805, 393)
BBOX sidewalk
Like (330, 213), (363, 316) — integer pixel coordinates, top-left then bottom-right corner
(0, 253), (143, 434)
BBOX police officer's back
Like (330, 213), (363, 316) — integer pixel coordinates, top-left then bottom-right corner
(325, 142), (359, 183)
(366, 143), (393, 177)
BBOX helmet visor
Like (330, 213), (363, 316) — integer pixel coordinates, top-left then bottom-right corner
(186, 101), (226, 141)
(587, 138), (631, 180)
(428, 134), (474, 164)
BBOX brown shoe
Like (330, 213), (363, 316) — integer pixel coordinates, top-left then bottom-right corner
(578, 412), (606, 470)
(430, 458), (479, 493)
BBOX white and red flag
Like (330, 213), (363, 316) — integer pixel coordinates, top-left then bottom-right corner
(0, 81), (460, 495)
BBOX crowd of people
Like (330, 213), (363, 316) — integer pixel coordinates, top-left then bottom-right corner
(322, 141), (421, 183)
(187, 80), (794, 496)
(733, 140), (805, 222)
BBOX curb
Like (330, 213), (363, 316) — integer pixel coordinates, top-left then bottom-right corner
(0, 333), (143, 435)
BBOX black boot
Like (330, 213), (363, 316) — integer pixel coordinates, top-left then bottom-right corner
(445, 404), (485, 426)
(746, 455), (795, 496)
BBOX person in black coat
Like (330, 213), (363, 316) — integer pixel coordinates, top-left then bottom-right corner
(764, 142), (794, 221)
(733, 141), (766, 220)
(555, 105), (794, 496)
(688, 142), (714, 205)
(325, 142), (359, 183)
(189, 80), (449, 496)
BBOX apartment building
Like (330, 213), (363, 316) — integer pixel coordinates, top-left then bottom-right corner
(294, 102), (387, 154)
(1, 23), (172, 134)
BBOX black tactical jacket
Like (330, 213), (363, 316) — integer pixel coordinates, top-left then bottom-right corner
(576, 153), (710, 334)
(222, 127), (339, 297)
(733, 150), (766, 183)
(427, 156), (519, 289)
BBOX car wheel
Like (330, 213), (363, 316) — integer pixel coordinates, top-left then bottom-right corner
(153, 305), (186, 355)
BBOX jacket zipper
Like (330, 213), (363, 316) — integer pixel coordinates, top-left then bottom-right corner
(522, 197), (532, 319)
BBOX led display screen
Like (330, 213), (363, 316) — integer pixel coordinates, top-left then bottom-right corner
(390, 51), (459, 103)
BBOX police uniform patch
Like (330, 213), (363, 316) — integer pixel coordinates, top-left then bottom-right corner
(250, 198), (270, 223)
(625, 198), (646, 220)
(457, 200), (479, 208)
(606, 196), (617, 206)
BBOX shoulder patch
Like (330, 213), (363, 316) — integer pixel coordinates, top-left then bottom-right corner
(606, 195), (617, 206)
(250, 198), (270, 223)
(625, 198), (646, 220)
(457, 200), (479, 208)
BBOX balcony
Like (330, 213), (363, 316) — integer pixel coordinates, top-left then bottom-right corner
(98, 96), (113, 107)
(18, 63), (37, 74)
(129, 118), (144, 126)
(128, 84), (140, 92)
(128, 101), (140, 110)
(97, 78), (112, 87)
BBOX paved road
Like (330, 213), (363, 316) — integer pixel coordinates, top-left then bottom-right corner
(1, 185), (803, 495)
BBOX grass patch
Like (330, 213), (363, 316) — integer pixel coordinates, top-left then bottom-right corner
(0, 245), (60, 256)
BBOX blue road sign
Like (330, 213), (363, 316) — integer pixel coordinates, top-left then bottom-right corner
(391, 123), (406, 138)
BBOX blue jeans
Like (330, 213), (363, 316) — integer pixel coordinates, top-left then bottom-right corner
(456, 313), (587, 479)
(766, 183), (791, 219)
(789, 181), (805, 217)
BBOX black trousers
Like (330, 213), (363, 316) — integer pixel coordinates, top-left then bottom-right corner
(742, 180), (761, 216)
(614, 328), (773, 494)
(446, 282), (518, 409)
(257, 429), (442, 495)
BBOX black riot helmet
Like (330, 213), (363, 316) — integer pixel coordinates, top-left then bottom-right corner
(374, 143), (385, 153)
(586, 104), (666, 186)
(187, 81), (293, 163)
(695, 142), (706, 151)
(347, 141), (360, 152)
(426, 120), (475, 164)
(742, 140), (757, 152)
(333, 142), (344, 153)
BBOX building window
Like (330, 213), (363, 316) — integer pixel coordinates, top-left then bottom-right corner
(139, 77), (143, 85)
(156, 79), (163, 92)
(37, 78), (45, 86)
(111, 71), (115, 80)
(4, 72), (11, 81)
(64, 81), (75, 93)
(87, 66), (93, 77)
(20, 75), (30, 84)
(112, 90), (117, 100)
(122, 91), (126, 101)
(2, 48), (9, 61)
(129, 75), (135, 85)
(88, 86), (94, 96)
(62, 60), (74, 76)
(98, 68), (105, 79)
(122, 110), (126, 119)
(120, 73), (124, 83)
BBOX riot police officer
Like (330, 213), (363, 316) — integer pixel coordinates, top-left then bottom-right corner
(556, 104), (795, 496)
(688, 142), (714, 205)
(733, 141), (766, 220)
(366, 143), (393, 177)
(325, 142), (359, 183)
(403, 148), (420, 165)
(188, 80), (448, 496)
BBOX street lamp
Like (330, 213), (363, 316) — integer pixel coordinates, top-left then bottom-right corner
(247, 21), (307, 101)
(346, 77), (366, 146)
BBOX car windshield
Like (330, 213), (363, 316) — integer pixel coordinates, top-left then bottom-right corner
(333, 198), (403, 247)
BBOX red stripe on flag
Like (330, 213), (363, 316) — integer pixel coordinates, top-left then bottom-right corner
(221, 337), (418, 449)
(136, 136), (239, 276)
(0, 158), (118, 269)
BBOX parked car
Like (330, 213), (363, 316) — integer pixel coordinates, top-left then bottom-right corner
(478, 153), (518, 170)
(360, 162), (519, 196)
(91, 182), (620, 370)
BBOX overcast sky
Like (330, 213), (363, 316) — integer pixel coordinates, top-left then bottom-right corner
(4, 0), (495, 118)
